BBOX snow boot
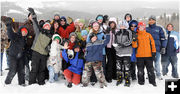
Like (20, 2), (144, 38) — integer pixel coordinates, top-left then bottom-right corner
(67, 82), (72, 88)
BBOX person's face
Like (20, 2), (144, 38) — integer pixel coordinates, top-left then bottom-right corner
(74, 22), (79, 27)
(54, 22), (59, 30)
(110, 22), (115, 29)
(167, 24), (173, 31)
(91, 36), (97, 43)
(44, 25), (51, 30)
(126, 16), (131, 21)
(70, 36), (76, 43)
(148, 19), (156, 25)
(21, 31), (27, 36)
(79, 22), (84, 28)
(98, 19), (103, 24)
(139, 26), (146, 31)
(60, 20), (66, 26)
(54, 16), (60, 20)
(130, 24), (137, 31)
(82, 35), (87, 40)
(93, 23), (99, 31)
(55, 39), (60, 44)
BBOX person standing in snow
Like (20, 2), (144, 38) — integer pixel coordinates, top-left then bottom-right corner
(132, 22), (157, 87)
(113, 20), (132, 87)
(28, 8), (53, 85)
(161, 24), (180, 78)
(129, 20), (138, 81)
(82, 32), (110, 88)
(146, 15), (167, 80)
(105, 17), (118, 83)
(47, 34), (63, 83)
(4, 17), (28, 86)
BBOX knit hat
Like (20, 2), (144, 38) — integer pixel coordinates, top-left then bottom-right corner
(109, 17), (117, 25)
(69, 32), (77, 39)
(88, 19), (96, 27)
(43, 22), (51, 29)
(138, 22), (146, 28)
(52, 34), (62, 44)
(96, 15), (103, 21)
(129, 20), (138, 27)
(149, 15), (156, 21)
(119, 20), (129, 29)
(81, 30), (88, 36)
(79, 19), (85, 24)
(21, 28), (28, 35)
(54, 14), (60, 18)
(60, 16), (67, 22)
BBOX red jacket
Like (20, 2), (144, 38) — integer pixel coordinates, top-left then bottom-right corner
(58, 23), (75, 39)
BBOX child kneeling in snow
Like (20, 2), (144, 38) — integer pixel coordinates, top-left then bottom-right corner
(62, 42), (84, 88)
(82, 33), (110, 88)
(47, 34), (63, 83)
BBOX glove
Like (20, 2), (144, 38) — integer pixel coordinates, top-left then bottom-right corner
(28, 7), (35, 15)
(67, 17), (73, 24)
(176, 48), (180, 53)
(132, 33), (138, 41)
(112, 43), (118, 47)
(152, 52), (156, 61)
(160, 48), (166, 54)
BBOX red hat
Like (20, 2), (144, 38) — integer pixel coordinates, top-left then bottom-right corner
(43, 22), (51, 29)
(138, 22), (146, 28)
(21, 28), (28, 34)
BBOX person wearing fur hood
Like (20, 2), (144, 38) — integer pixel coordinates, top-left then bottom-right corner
(47, 34), (63, 83)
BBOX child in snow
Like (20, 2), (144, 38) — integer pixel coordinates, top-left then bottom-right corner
(62, 42), (84, 88)
(47, 34), (63, 83)
(132, 22), (157, 86)
(82, 32), (110, 88)
(113, 20), (132, 87)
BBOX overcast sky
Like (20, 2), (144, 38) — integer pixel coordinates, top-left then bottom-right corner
(1, 0), (179, 14)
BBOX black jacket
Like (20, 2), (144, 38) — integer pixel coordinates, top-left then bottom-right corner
(7, 24), (27, 58)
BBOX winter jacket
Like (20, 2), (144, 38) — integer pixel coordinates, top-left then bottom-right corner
(165, 30), (180, 56)
(106, 29), (118, 48)
(31, 18), (51, 55)
(146, 24), (167, 52)
(6, 24), (27, 58)
(47, 40), (64, 73)
(86, 29), (106, 55)
(132, 30), (156, 57)
(85, 34), (110, 62)
(57, 23), (75, 39)
(23, 20), (35, 49)
(113, 29), (133, 57)
(62, 49), (84, 75)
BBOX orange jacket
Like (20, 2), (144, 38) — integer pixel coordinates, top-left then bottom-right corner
(132, 30), (156, 57)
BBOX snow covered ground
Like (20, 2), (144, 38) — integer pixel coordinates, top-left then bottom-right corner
(0, 52), (179, 94)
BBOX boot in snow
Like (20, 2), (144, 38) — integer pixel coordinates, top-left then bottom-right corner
(67, 82), (72, 88)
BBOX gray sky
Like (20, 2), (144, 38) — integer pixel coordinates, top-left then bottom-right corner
(1, 0), (179, 14)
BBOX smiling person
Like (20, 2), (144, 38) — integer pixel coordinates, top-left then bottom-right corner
(132, 22), (157, 87)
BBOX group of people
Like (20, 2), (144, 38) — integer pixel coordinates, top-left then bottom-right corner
(0, 7), (179, 88)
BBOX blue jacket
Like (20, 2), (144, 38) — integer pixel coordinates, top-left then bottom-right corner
(165, 30), (180, 56)
(86, 29), (106, 55)
(85, 34), (110, 62)
(62, 49), (84, 75)
(146, 24), (167, 52)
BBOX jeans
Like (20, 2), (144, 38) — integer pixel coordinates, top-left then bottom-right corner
(0, 53), (3, 72)
(161, 55), (178, 77)
(48, 66), (59, 83)
(154, 52), (161, 77)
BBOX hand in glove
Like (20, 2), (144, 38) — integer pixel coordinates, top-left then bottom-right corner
(27, 7), (37, 19)
(160, 48), (166, 54)
(112, 43), (118, 47)
(132, 33), (138, 41)
(67, 17), (73, 24)
(152, 52), (156, 61)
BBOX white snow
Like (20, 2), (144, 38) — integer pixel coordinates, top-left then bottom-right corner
(0, 51), (179, 94)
